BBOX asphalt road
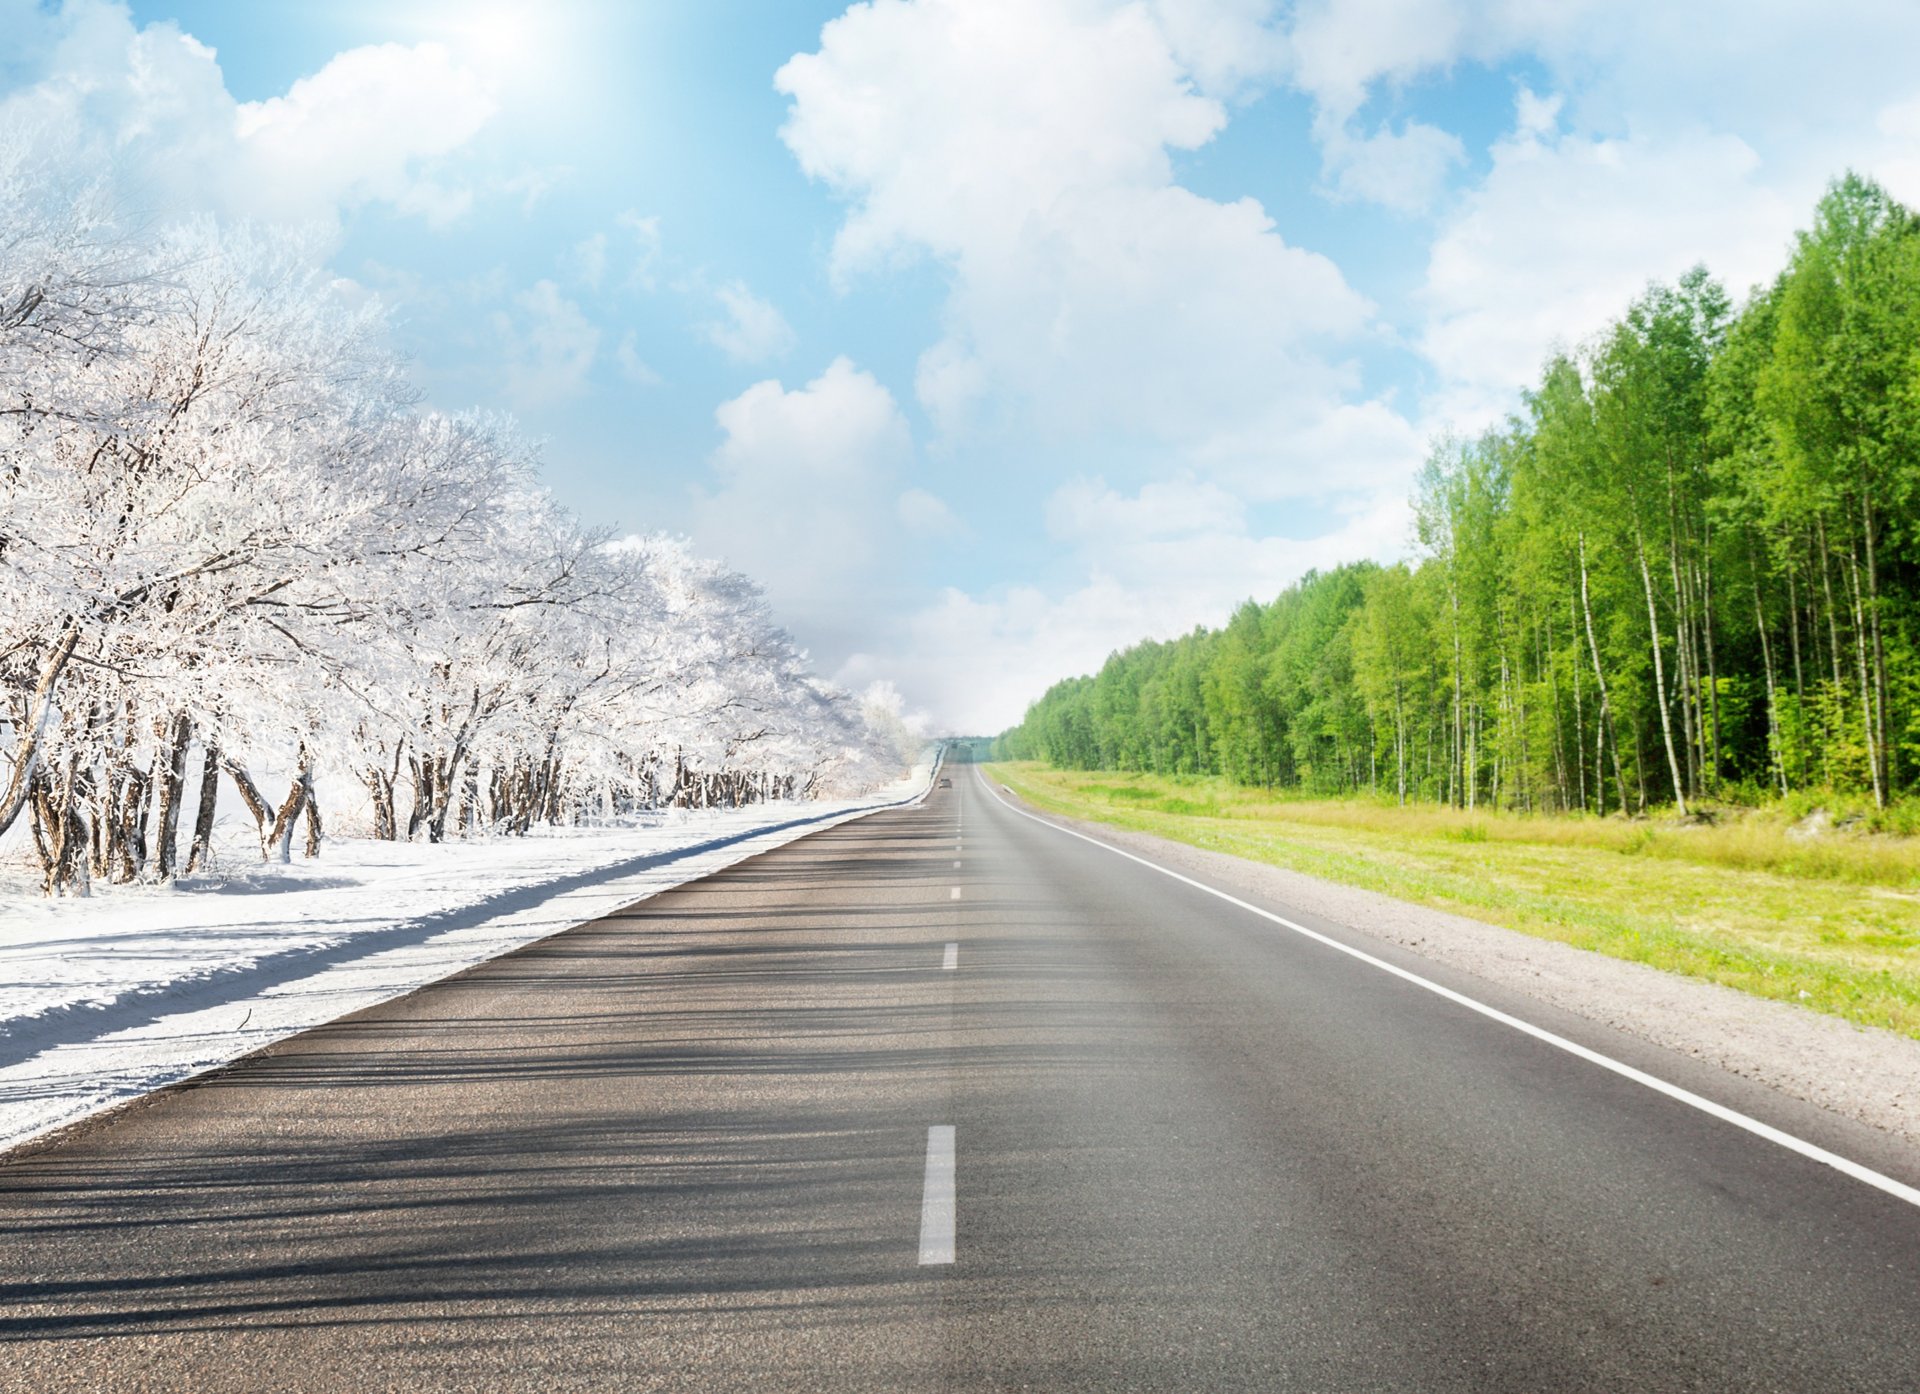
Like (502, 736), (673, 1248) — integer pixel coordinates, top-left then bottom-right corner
(3, 767), (1919, 1391)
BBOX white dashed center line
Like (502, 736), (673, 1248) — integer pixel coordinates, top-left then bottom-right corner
(919, 1126), (956, 1265)
(942, 942), (958, 971)
(950, 886), (961, 900)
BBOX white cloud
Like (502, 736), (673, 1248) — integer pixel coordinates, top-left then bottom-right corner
(1045, 475), (1244, 551)
(1284, 0), (1467, 121)
(565, 232), (608, 289)
(499, 166), (562, 213)
(1417, 92), (1805, 425)
(777, 0), (1387, 490)
(1317, 118), (1464, 214)
(776, 0), (1433, 727)
(492, 280), (600, 408)
(1278, 1), (1920, 132)
(617, 211), (665, 291)
(233, 41), (495, 225)
(840, 479), (1412, 732)
(1144, 0), (1286, 98)
(0, 3), (498, 231)
(1872, 95), (1920, 207)
(692, 358), (915, 655)
(1278, 2), (1920, 225)
(897, 487), (962, 536)
(614, 331), (662, 387)
(701, 281), (798, 363)
(1192, 398), (1428, 500)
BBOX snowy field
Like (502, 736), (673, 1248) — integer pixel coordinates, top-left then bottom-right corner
(0, 761), (934, 1155)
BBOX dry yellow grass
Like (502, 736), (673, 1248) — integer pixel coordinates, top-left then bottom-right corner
(987, 762), (1920, 1040)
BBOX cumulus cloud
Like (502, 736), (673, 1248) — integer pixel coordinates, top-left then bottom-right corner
(1317, 118), (1464, 214)
(776, 0), (1389, 491)
(1277, 1), (1920, 133)
(614, 331), (662, 387)
(0, 1), (497, 230)
(692, 359), (921, 659)
(1145, 0), (1286, 97)
(775, 0), (1436, 726)
(1417, 91), (1804, 426)
(615, 212), (665, 290)
(897, 487), (962, 537)
(492, 280), (600, 407)
(1277, 1), (1920, 224)
(233, 41), (495, 224)
(1872, 95), (1920, 207)
(701, 281), (798, 363)
(839, 478), (1413, 732)
(564, 232), (608, 289)
(1283, 0), (1468, 120)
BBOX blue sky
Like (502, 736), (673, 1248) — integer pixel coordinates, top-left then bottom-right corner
(10, 1), (1920, 730)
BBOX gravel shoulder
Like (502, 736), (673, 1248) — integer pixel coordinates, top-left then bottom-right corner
(1008, 788), (1920, 1154)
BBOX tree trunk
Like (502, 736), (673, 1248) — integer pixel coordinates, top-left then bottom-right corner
(267, 750), (313, 865)
(303, 787), (323, 859)
(366, 768), (396, 841)
(1567, 589), (1587, 813)
(407, 756), (430, 840)
(153, 712), (192, 881)
(1860, 477), (1890, 797)
(1785, 554), (1806, 787)
(36, 757), (92, 898)
(1578, 533), (1629, 817)
(1448, 581), (1465, 809)
(1843, 544), (1884, 808)
(0, 623), (83, 840)
(224, 758), (275, 859)
(114, 760), (151, 884)
(1394, 682), (1407, 806)
(1700, 553), (1721, 795)
(1634, 527), (1688, 816)
(186, 741), (220, 874)
(1750, 547), (1787, 799)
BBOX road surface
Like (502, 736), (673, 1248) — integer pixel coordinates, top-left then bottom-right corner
(3, 768), (1918, 1391)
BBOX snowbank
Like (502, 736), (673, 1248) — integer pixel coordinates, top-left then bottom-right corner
(0, 759), (935, 1155)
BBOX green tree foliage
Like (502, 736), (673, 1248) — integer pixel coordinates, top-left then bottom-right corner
(996, 175), (1920, 813)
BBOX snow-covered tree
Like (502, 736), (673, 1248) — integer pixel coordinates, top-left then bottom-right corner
(0, 169), (909, 896)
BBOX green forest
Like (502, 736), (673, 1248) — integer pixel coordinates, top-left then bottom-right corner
(997, 175), (1920, 822)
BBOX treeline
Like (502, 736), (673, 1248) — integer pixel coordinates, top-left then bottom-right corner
(1, 158), (907, 895)
(999, 175), (1920, 817)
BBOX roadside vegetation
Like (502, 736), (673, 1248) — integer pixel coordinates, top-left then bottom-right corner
(996, 176), (1920, 828)
(988, 174), (1920, 1036)
(990, 762), (1920, 1040)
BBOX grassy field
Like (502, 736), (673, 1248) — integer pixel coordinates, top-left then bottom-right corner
(984, 762), (1920, 1041)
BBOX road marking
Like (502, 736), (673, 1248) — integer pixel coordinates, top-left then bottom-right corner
(919, 1125), (956, 1264)
(953, 859), (963, 869)
(942, 942), (958, 970)
(950, 886), (962, 900)
(976, 770), (1920, 1213)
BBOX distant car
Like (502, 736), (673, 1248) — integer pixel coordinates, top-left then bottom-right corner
(938, 777), (952, 788)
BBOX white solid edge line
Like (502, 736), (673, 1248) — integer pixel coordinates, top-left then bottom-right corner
(975, 769), (1920, 1212)
(943, 941), (959, 971)
(919, 1124), (957, 1264)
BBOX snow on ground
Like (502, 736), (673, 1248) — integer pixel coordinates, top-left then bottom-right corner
(0, 760), (935, 1155)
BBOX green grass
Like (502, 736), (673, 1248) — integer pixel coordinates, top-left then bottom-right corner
(985, 762), (1920, 1041)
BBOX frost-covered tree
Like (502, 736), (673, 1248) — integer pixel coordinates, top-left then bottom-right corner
(0, 164), (909, 896)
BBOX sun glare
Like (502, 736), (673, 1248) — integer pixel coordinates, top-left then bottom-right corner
(449, 4), (539, 69)
(403, 0), (569, 89)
